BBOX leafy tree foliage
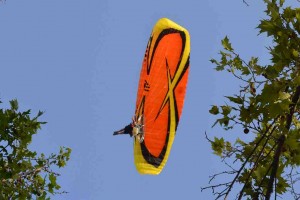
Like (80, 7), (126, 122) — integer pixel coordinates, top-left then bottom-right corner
(203, 0), (300, 199)
(0, 99), (71, 199)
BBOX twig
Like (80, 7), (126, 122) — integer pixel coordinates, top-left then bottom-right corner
(205, 131), (213, 143)
(287, 167), (300, 199)
(201, 182), (232, 199)
(208, 171), (236, 184)
(243, 0), (249, 6)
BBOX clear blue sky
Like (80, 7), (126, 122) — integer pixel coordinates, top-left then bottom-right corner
(0, 1), (298, 199)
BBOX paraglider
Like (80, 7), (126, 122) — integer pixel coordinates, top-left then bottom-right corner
(114, 18), (190, 175)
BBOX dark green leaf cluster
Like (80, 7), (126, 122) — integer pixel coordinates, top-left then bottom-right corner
(205, 0), (300, 199)
(0, 99), (71, 199)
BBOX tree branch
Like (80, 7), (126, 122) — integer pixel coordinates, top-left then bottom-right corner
(265, 85), (300, 200)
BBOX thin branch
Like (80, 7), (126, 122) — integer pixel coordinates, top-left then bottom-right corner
(205, 131), (213, 143)
(201, 182), (231, 195)
(231, 51), (267, 85)
(232, 52), (256, 82)
(243, 0), (249, 6)
(237, 125), (277, 199)
(230, 117), (260, 132)
(0, 144), (9, 153)
(255, 143), (276, 194)
(224, 133), (268, 199)
(223, 116), (280, 199)
(287, 167), (300, 199)
(208, 171), (236, 184)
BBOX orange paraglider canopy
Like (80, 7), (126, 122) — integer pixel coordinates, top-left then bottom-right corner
(133, 18), (190, 175)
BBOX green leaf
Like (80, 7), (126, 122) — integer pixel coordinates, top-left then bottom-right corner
(9, 99), (18, 111)
(268, 103), (282, 117)
(257, 20), (277, 36)
(276, 176), (289, 194)
(283, 6), (295, 21)
(49, 173), (57, 185)
(225, 96), (243, 104)
(286, 133), (299, 151)
(221, 36), (233, 51)
(210, 58), (219, 64)
(292, 49), (299, 58)
(278, 91), (290, 100)
(235, 137), (246, 146)
(209, 105), (219, 115)
(294, 76), (300, 85)
(260, 84), (279, 104)
(264, 65), (279, 79)
(211, 137), (225, 156)
(233, 57), (243, 69)
(296, 9), (300, 21)
(279, 99), (290, 111)
(239, 106), (251, 123)
(221, 105), (232, 116)
(213, 117), (230, 127)
(254, 165), (267, 182)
